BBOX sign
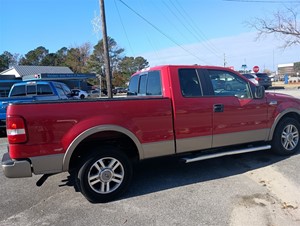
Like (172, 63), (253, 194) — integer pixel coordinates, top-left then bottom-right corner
(22, 73), (96, 81)
(253, 66), (259, 73)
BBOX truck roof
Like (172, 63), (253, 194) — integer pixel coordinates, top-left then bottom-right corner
(13, 81), (62, 86)
(133, 65), (235, 76)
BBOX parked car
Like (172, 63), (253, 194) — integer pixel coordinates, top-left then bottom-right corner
(87, 89), (108, 98)
(243, 73), (271, 89)
(255, 73), (272, 90)
(113, 87), (127, 94)
(71, 89), (88, 99)
(0, 81), (73, 133)
(242, 74), (259, 86)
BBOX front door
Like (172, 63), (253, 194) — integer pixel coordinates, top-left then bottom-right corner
(204, 69), (269, 148)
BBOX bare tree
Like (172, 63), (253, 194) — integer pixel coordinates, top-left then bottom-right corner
(247, 5), (300, 48)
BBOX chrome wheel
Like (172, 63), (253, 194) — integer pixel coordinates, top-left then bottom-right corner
(272, 117), (300, 156)
(88, 157), (124, 194)
(281, 124), (299, 151)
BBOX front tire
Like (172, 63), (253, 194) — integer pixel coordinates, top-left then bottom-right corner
(272, 117), (300, 155)
(77, 147), (133, 203)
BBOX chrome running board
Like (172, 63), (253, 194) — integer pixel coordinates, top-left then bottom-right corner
(182, 145), (271, 163)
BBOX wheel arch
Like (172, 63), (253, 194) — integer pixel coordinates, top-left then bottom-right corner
(268, 108), (300, 140)
(62, 125), (144, 172)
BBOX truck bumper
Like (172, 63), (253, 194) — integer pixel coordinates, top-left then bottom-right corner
(2, 152), (65, 178)
(1, 152), (32, 178)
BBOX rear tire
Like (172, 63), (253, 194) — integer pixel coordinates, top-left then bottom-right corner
(271, 117), (300, 155)
(77, 146), (133, 203)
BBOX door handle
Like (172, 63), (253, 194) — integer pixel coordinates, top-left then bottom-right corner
(214, 104), (224, 112)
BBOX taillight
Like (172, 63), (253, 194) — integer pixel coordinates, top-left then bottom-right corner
(6, 116), (27, 143)
(255, 77), (260, 81)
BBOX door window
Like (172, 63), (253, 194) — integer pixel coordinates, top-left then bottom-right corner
(208, 70), (251, 99)
(178, 69), (203, 97)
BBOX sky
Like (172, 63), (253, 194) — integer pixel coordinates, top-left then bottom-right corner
(0, 0), (299, 72)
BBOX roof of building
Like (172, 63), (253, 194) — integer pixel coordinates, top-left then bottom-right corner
(278, 63), (294, 68)
(0, 65), (73, 77)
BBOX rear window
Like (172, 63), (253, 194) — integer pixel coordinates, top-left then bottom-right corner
(37, 84), (53, 95)
(9, 83), (53, 97)
(10, 85), (26, 97)
(243, 74), (254, 79)
(256, 73), (268, 78)
(128, 70), (162, 96)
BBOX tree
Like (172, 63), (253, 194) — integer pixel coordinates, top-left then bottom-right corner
(112, 71), (128, 87)
(64, 43), (91, 73)
(87, 37), (124, 74)
(40, 53), (58, 66)
(118, 56), (149, 74)
(247, 5), (300, 48)
(19, 46), (49, 65)
(0, 51), (19, 71)
(65, 48), (82, 73)
(78, 43), (92, 73)
(87, 37), (125, 88)
(294, 62), (300, 74)
(115, 56), (149, 87)
(56, 47), (68, 66)
(0, 54), (8, 72)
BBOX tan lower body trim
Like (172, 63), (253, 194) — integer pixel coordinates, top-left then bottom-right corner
(31, 154), (64, 174)
(176, 136), (212, 153)
(142, 140), (175, 159)
(212, 129), (269, 148)
(175, 129), (269, 154)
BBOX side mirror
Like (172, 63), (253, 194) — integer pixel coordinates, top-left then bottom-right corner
(254, 86), (265, 99)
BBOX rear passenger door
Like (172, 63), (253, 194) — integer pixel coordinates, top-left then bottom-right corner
(172, 68), (214, 153)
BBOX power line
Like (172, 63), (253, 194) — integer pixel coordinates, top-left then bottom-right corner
(170, 0), (223, 59)
(113, 0), (135, 56)
(223, 0), (299, 3)
(117, 0), (208, 64)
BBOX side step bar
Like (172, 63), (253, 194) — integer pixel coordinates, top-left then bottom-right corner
(182, 145), (271, 163)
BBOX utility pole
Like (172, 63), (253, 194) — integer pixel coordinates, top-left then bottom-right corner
(99, 0), (113, 98)
(223, 53), (227, 67)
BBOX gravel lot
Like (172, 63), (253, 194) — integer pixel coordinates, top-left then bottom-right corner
(0, 88), (300, 226)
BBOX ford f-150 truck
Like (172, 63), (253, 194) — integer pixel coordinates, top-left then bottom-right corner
(2, 65), (300, 203)
(0, 81), (73, 133)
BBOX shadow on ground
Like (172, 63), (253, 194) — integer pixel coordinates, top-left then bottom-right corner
(58, 150), (298, 202)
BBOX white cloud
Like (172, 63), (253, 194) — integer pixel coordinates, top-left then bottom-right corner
(140, 32), (300, 72)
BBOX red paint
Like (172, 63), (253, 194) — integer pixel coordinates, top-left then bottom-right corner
(6, 65), (300, 160)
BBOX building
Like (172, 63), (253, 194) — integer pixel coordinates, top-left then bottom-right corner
(278, 63), (295, 77)
(0, 66), (96, 97)
(0, 65), (73, 77)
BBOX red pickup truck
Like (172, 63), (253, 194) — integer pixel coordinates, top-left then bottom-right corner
(2, 65), (300, 203)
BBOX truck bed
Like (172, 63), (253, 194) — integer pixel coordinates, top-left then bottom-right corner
(7, 97), (175, 160)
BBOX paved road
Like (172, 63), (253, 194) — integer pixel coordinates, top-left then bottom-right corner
(0, 89), (300, 226)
